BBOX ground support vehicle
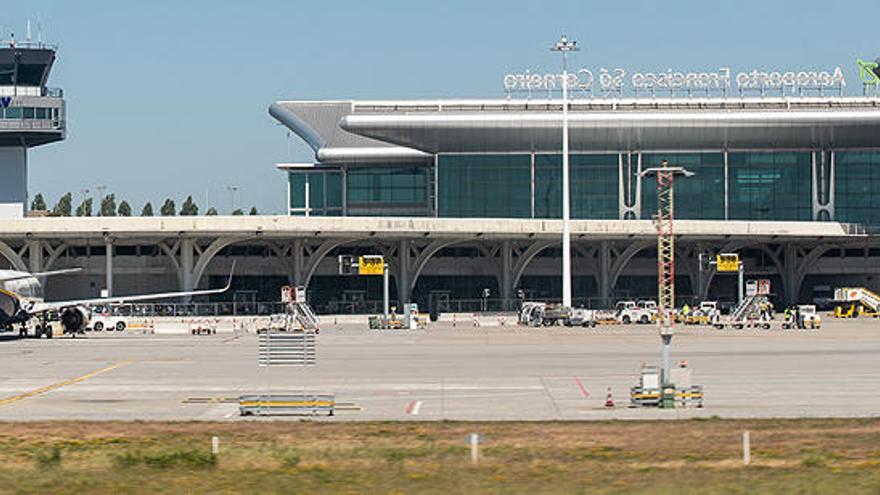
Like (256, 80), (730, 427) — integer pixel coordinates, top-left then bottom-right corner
(88, 313), (127, 332)
(782, 305), (821, 330)
(832, 288), (880, 318)
(565, 308), (598, 328)
(614, 301), (654, 325)
(518, 302), (572, 327)
(369, 304), (426, 330)
(190, 319), (217, 335)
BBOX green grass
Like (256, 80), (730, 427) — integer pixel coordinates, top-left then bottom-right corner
(0, 419), (879, 493)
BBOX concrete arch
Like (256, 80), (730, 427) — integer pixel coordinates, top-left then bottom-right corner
(0, 240), (27, 272)
(191, 237), (249, 289)
(408, 239), (463, 292)
(158, 241), (184, 288)
(793, 243), (837, 297)
(42, 242), (69, 272)
(302, 238), (360, 288)
(511, 240), (557, 290)
(608, 240), (654, 291)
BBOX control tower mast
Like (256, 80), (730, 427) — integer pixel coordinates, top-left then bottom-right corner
(0, 29), (66, 217)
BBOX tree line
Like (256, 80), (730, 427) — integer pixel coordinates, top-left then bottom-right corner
(30, 193), (259, 217)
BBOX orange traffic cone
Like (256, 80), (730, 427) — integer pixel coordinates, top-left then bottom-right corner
(605, 387), (615, 408)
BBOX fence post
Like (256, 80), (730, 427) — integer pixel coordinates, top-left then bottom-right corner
(743, 431), (750, 466)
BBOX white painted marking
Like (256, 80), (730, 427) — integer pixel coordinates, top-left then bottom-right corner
(411, 400), (423, 415)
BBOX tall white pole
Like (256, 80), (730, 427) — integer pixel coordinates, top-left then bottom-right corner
(561, 63), (572, 308)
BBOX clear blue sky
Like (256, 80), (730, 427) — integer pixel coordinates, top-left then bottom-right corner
(6, 0), (880, 214)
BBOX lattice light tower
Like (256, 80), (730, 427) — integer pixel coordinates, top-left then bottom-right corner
(641, 160), (693, 384)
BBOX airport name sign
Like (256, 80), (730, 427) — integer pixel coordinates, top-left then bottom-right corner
(503, 66), (846, 96)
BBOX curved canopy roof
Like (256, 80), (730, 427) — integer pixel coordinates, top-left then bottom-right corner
(272, 97), (880, 161)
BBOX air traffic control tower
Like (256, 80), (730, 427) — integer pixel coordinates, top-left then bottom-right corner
(0, 37), (65, 218)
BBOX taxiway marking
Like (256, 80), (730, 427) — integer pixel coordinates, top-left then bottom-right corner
(573, 376), (590, 399)
(406, 400), (423, 415)
(0, 361), (132, 407)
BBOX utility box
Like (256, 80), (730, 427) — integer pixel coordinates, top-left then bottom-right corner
(668, 363), (693, 389)
(640, 366), (661, 390)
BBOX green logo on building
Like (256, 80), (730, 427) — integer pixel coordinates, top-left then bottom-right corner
(857, 59), (880, 85)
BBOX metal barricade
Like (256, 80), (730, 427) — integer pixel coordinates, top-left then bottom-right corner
(258, 332), (316, 367)
(238, 394), (335, 416)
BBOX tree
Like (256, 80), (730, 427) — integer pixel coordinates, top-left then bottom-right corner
(248, 206), (258, 216)
(75, 197), (93, 217)
(180, 195), (199, 216)
(206, 207), (218, 216)
(100, 194), (117, 217)
(118, 201), (132, 217)
(53, 193), (72, 216)
(141, 202), (154, 217)
(231, 208), (244, 216)
(160, 199), (176, 216)
(31, 193), (47, 211)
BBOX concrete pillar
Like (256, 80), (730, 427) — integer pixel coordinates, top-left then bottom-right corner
(598, 241), (611, 307)
(0, 147), (27, 218)
(181, 238), (195, 291)
(397, 239), (411, 308)
(105, 239), (114, 297)
(500, 240), (513, 310)
(292, 239), (304, 286)
(27, 240), (43, 274)
(783, 244), (799, 306)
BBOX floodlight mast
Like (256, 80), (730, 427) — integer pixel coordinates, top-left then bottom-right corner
(551, 34), (578, 308)
(640, 160), (694, 385)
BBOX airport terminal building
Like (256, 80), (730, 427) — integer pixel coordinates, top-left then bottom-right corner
(264, 71), (880, 309)
(4, 60), (880, 313)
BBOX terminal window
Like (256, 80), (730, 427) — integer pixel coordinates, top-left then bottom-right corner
(728, 152), (811, 221)
(836, 152), (880, 225)
(346, 165), (430, 216)
(641, 153), (724, 220)
(535, 154), (617, 220)
(438, 154), (531, 218)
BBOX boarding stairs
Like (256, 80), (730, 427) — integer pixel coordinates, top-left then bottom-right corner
(730, 295), (760, 323)
(835, 287), (880, 314)
(291, 301), (320, 331)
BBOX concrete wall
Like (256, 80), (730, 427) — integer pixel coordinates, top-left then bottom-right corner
(0, 147), (26, 217)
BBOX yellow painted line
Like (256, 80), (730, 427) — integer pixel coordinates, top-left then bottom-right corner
(0, 361), (132, 407)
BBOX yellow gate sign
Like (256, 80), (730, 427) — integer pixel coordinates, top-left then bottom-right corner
(358, 255), (385, 275)
(716, 253), (739, 272)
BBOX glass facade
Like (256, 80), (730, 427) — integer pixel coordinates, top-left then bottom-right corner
(288, 171), (343, 216)
(287, 150), (880, 225)
(347, 165), (430, 216)
(836, 152), (880, 224)
(439, 154), (531, 218)
(535, 154), (618, 219)
(640, 153), (724, 220)
(728, 152), (811, 221)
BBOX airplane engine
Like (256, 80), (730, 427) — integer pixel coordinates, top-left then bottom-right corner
(60, 306), (90, 334)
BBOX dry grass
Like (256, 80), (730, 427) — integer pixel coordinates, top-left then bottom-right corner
(0, 418), (879, 493)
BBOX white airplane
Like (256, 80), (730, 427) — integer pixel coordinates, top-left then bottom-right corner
(0, 267), (233, 338)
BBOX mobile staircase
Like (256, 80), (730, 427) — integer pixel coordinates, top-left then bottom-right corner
(833, 288), (880, 318)
(713, 295), (771, 330)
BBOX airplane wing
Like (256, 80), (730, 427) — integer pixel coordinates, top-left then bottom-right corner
(26, 266), (235, 314)
(0, 268), (83, 284)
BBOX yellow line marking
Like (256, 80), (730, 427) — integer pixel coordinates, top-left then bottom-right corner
(0, 361), (133, 407)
